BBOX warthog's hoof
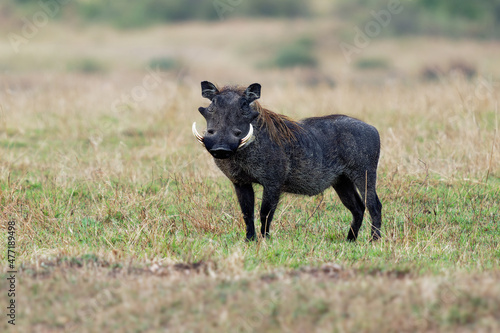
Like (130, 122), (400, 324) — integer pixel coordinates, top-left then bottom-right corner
(346, 230), (357, 242)
(245, 234), (257, 242)
(261, 232), (271, 239)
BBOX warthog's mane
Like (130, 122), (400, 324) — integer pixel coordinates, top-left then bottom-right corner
(219, 85), (303, 145)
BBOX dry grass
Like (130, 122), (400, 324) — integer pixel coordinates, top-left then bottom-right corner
(0, 19), (499, 332)
(6, 259), (500, 333)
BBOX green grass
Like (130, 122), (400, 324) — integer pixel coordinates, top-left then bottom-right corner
(1, 171), (499, 273)
(269, 37), (318, 69)
(66, 58), (108, 74)
(148, 57), (182, 72)
(354, 57), (390, 70)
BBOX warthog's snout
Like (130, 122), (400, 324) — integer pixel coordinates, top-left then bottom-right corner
(192, 122), (254, 159)
(208, 146), (234, 159)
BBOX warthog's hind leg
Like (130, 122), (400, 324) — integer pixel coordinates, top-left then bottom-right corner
(332, 175), (365, 241)
(353, 171), (382, 241)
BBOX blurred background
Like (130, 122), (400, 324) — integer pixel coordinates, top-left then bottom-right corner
(1, 0), (499, 181)
(1, 0), (500, 84)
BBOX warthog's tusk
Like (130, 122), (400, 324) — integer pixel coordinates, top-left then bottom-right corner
(238, 124), (254, 149)
(192, 122), (205, 146)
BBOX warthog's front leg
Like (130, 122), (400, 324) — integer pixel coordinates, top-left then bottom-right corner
(234, 183), (256, 241)
(260, 186), (281, 238)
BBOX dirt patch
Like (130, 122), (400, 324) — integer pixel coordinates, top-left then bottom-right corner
(14, 256), (413, 283)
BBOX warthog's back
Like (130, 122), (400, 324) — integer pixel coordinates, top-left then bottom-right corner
(304, 115), (380, 158)
(282, 115), (380, 196)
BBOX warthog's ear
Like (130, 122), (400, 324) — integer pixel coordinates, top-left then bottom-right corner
(243, 83), (261, 103)
(201, 81), (219, 100)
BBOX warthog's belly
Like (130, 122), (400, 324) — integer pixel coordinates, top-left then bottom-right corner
(282, 168), (338, 196)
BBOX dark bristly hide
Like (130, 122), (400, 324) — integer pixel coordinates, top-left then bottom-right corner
(193, 81), (382, 241)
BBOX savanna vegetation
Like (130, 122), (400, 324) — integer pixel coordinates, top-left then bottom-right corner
(0, 1), (499, 332)
(3, 0), (500, 36)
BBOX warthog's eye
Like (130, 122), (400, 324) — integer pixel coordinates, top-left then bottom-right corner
(211, 96), (219, 107)
(239, 99), (249, 110)
(207, 129), (215, 135)
(233, 129), (242, 137)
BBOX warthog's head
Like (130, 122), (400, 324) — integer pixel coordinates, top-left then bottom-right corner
(193, 81), (260, 159)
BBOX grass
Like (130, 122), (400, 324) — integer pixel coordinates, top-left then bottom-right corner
(148, 57), (182, 72)
(66, 58), (108, 74)
(2, 172), (498, 271)
(270, 37), (318, 68)
(0, 21), (499, 332)
(354, 57), (390, 70)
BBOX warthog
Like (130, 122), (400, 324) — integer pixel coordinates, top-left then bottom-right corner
(193, 81), (382, 241)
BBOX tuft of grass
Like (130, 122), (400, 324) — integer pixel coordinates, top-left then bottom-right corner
(421, 60), (477, 81)
(270, 37), (317, 68)
(148, 57), (181, 71)
(354, 57), (390, 70)
(66, 58), (108, 74)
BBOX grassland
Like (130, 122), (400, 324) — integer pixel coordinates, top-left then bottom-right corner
(0, 19), (499, 332)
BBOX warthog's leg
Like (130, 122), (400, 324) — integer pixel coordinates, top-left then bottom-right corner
(260, 186), (281, 238)
(234, 183), (256, 241)
(332, 175), (365, 241)
(353, 171), (382, 241)
(369, 194), (382, 240)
